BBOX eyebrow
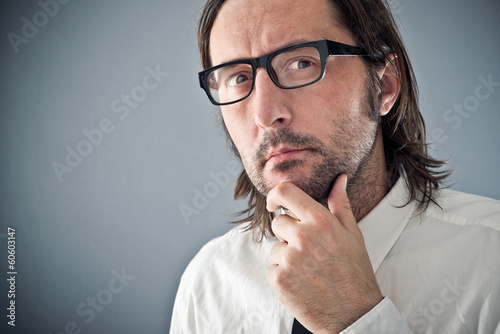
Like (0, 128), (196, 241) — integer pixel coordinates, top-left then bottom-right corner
(213, 37), (327, 66)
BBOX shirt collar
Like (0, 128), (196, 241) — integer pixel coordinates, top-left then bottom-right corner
(357, 175), (417, 273)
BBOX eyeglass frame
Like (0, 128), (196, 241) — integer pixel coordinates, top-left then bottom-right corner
(198, 39), (368, 106)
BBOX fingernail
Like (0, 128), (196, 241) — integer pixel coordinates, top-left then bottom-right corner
(343, 175), (348, 191)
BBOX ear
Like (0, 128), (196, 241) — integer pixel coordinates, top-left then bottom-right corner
(377, 54), (401, 117)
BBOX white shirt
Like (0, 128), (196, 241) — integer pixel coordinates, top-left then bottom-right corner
(170, 177), (500, 333)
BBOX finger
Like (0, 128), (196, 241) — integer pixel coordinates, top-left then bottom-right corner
(269, 241), (288, 266)
(271, 213), (299, 243)
(327, 174), (360, 236)
(266, 263), (279, 283)
(279, 206), (300, 220)
(266, 181), (327, 221)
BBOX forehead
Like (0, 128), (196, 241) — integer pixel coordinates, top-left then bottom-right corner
(209, 0), (353, 66)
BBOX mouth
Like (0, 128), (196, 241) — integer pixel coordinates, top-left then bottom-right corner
(265, 147), (309, 165)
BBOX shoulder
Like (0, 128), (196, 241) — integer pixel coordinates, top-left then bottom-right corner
(398, 188), (500, 274)
(171, 224), (277, 332)
(178, 223), (274, 291)
(383, 188), (500, 333)
(186, 223), (270, 269)
(400, 188), (500, 279)
(424, 188), (500, 231)
(181, 224), (246, 280)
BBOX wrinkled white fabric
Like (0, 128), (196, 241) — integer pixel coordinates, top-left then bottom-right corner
(170, 177), (500, 333)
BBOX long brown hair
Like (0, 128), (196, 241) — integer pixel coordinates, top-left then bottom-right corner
(198, 0), (450, 241)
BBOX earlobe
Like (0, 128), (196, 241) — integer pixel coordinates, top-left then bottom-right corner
(377, 54), (401, 117)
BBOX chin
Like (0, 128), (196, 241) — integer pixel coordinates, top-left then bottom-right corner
(264, 170), (311, 188)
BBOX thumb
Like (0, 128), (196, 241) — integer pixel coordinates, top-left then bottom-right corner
(327, 174), (359, 234)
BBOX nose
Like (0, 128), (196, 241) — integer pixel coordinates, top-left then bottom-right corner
(250, 67), (293, 130)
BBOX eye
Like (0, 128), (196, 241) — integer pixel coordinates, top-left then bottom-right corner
(289, 59), (313, 70)
(227, 73), (251, 87)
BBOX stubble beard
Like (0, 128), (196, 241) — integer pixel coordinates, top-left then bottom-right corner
(242, 73), (382, 210)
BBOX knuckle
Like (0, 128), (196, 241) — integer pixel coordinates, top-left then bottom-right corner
(275, 181), (293, 198)
(273, 268), (290, 290)
(294, 229), (309, 251)
(308, 210), (329, 229)
(310, 211), (323, 225)
(265, 265), (275, 281)
(270, 215), (289, 239)
(270, 215), (281, 231)
(281, 249), (295, 269)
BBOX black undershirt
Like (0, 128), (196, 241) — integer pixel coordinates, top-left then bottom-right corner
(291, 318), (313, 334)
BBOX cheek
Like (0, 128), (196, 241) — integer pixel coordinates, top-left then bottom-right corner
(221, 108), (256, 159)
(309, 65), (369, 122)
(295, 83), (356, 133)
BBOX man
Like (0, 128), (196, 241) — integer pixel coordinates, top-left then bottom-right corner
(171, 0), (500, 332)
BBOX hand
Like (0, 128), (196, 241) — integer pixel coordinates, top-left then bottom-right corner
(265, 174), (383, 333)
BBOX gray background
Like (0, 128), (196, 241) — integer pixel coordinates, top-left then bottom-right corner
(0, 0), (499, 333)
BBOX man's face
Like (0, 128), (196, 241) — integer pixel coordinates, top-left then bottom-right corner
(209, 0), (381, 203)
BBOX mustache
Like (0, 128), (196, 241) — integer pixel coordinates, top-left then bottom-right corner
(254, 128), (326, 167)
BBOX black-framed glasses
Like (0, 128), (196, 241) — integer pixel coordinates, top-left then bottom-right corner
(198, 39), (367, 106)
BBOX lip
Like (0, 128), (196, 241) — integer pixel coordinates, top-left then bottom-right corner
(266, 147), (308, 164)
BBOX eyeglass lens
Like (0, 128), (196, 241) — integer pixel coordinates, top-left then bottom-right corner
(207, 46), (322, 104)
